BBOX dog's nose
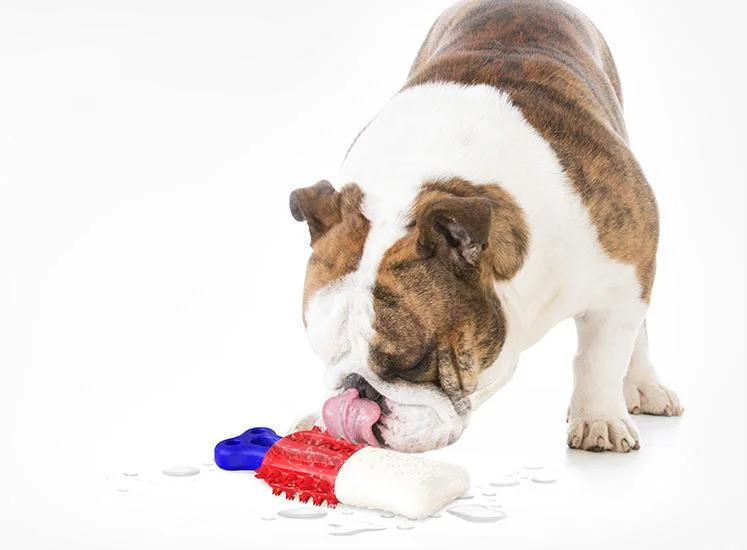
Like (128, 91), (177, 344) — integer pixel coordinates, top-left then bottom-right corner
(343, 373), (379, 401)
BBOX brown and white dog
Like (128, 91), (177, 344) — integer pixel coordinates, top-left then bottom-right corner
(289, 0), (682, 453)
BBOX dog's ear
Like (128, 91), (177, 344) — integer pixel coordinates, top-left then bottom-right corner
(289, 180), (342, 244)
(417, 196), (492, 273)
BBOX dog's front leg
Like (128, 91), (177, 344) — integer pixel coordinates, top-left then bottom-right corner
(567, 305), (646, 452)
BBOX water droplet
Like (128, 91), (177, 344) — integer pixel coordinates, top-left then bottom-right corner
(490, 477), (520, 487)
(482, 490), (496, 497)
(329, 521), (386, 536)
(473, 484), (483, 488)
(531, 472), (557, 484)
(447, 504), (507, 523)
(261, 515), (275, 521)
(523, 463), (544, 470)
(456, 492), (474, 500)
(117, 488), (128, 493)
(278, 507), (328, 520)
(397, 523), (414, 530)
(431, 513), (442, 518)
(379, 512), (395, 518)
(521, 475), (529, 479)
(123, 472), (138, 477)
(161, 466), (200, 477)
(202, 462), (213, 466)
(490, 504), (503, 509)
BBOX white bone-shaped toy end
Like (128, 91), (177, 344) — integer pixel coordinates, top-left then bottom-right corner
(334, 447), (470, 519)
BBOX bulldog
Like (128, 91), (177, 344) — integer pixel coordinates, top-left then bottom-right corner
(289, 0), (682, 453)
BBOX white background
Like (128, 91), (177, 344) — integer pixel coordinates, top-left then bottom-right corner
(1, 1), (744, 548)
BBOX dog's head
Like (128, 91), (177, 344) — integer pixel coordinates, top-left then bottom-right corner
(290, 178), (527, 452)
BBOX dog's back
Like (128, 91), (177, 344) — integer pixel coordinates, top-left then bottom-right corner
(407, 0), (658, 301)
(409, 0), (625, 131)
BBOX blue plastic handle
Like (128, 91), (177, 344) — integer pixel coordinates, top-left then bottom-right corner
(214, 427), (282, 471)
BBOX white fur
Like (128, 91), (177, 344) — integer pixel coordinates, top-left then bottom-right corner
(567, 305), (644, 451)
(623, 326), (683, 416)
(305, 82), (651, 452)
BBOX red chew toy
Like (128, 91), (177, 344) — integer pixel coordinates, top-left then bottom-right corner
(254, 427), (363, 506)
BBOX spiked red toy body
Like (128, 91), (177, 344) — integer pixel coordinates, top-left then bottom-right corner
(214, 426), (470, 519)
(255, 428), (362, 506)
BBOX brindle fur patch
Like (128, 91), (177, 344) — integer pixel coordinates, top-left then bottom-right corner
(406, 0), (659, 301)
(369, 178), (526, 408)
(415, 178), (530, 283)
(292, 183), (370, 322)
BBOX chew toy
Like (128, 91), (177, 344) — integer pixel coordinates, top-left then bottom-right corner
(214, 426), (469, 519)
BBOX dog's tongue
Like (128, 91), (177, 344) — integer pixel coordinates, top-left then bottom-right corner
(322, 388), (381, 447)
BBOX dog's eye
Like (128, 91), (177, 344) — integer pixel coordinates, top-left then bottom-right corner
(398, 346), (437, 383)
(370, 341), (438, 383)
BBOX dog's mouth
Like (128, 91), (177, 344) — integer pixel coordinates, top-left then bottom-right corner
(321, 374), (389, 447)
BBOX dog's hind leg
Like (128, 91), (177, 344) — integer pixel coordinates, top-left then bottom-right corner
(623, 322), (683, 416)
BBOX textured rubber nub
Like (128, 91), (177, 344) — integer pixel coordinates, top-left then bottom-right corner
(254, 427), (363, 506)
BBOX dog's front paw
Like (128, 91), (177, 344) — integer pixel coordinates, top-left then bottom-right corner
(624, 378), (683, 416)
(567, 413), (640, 453)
